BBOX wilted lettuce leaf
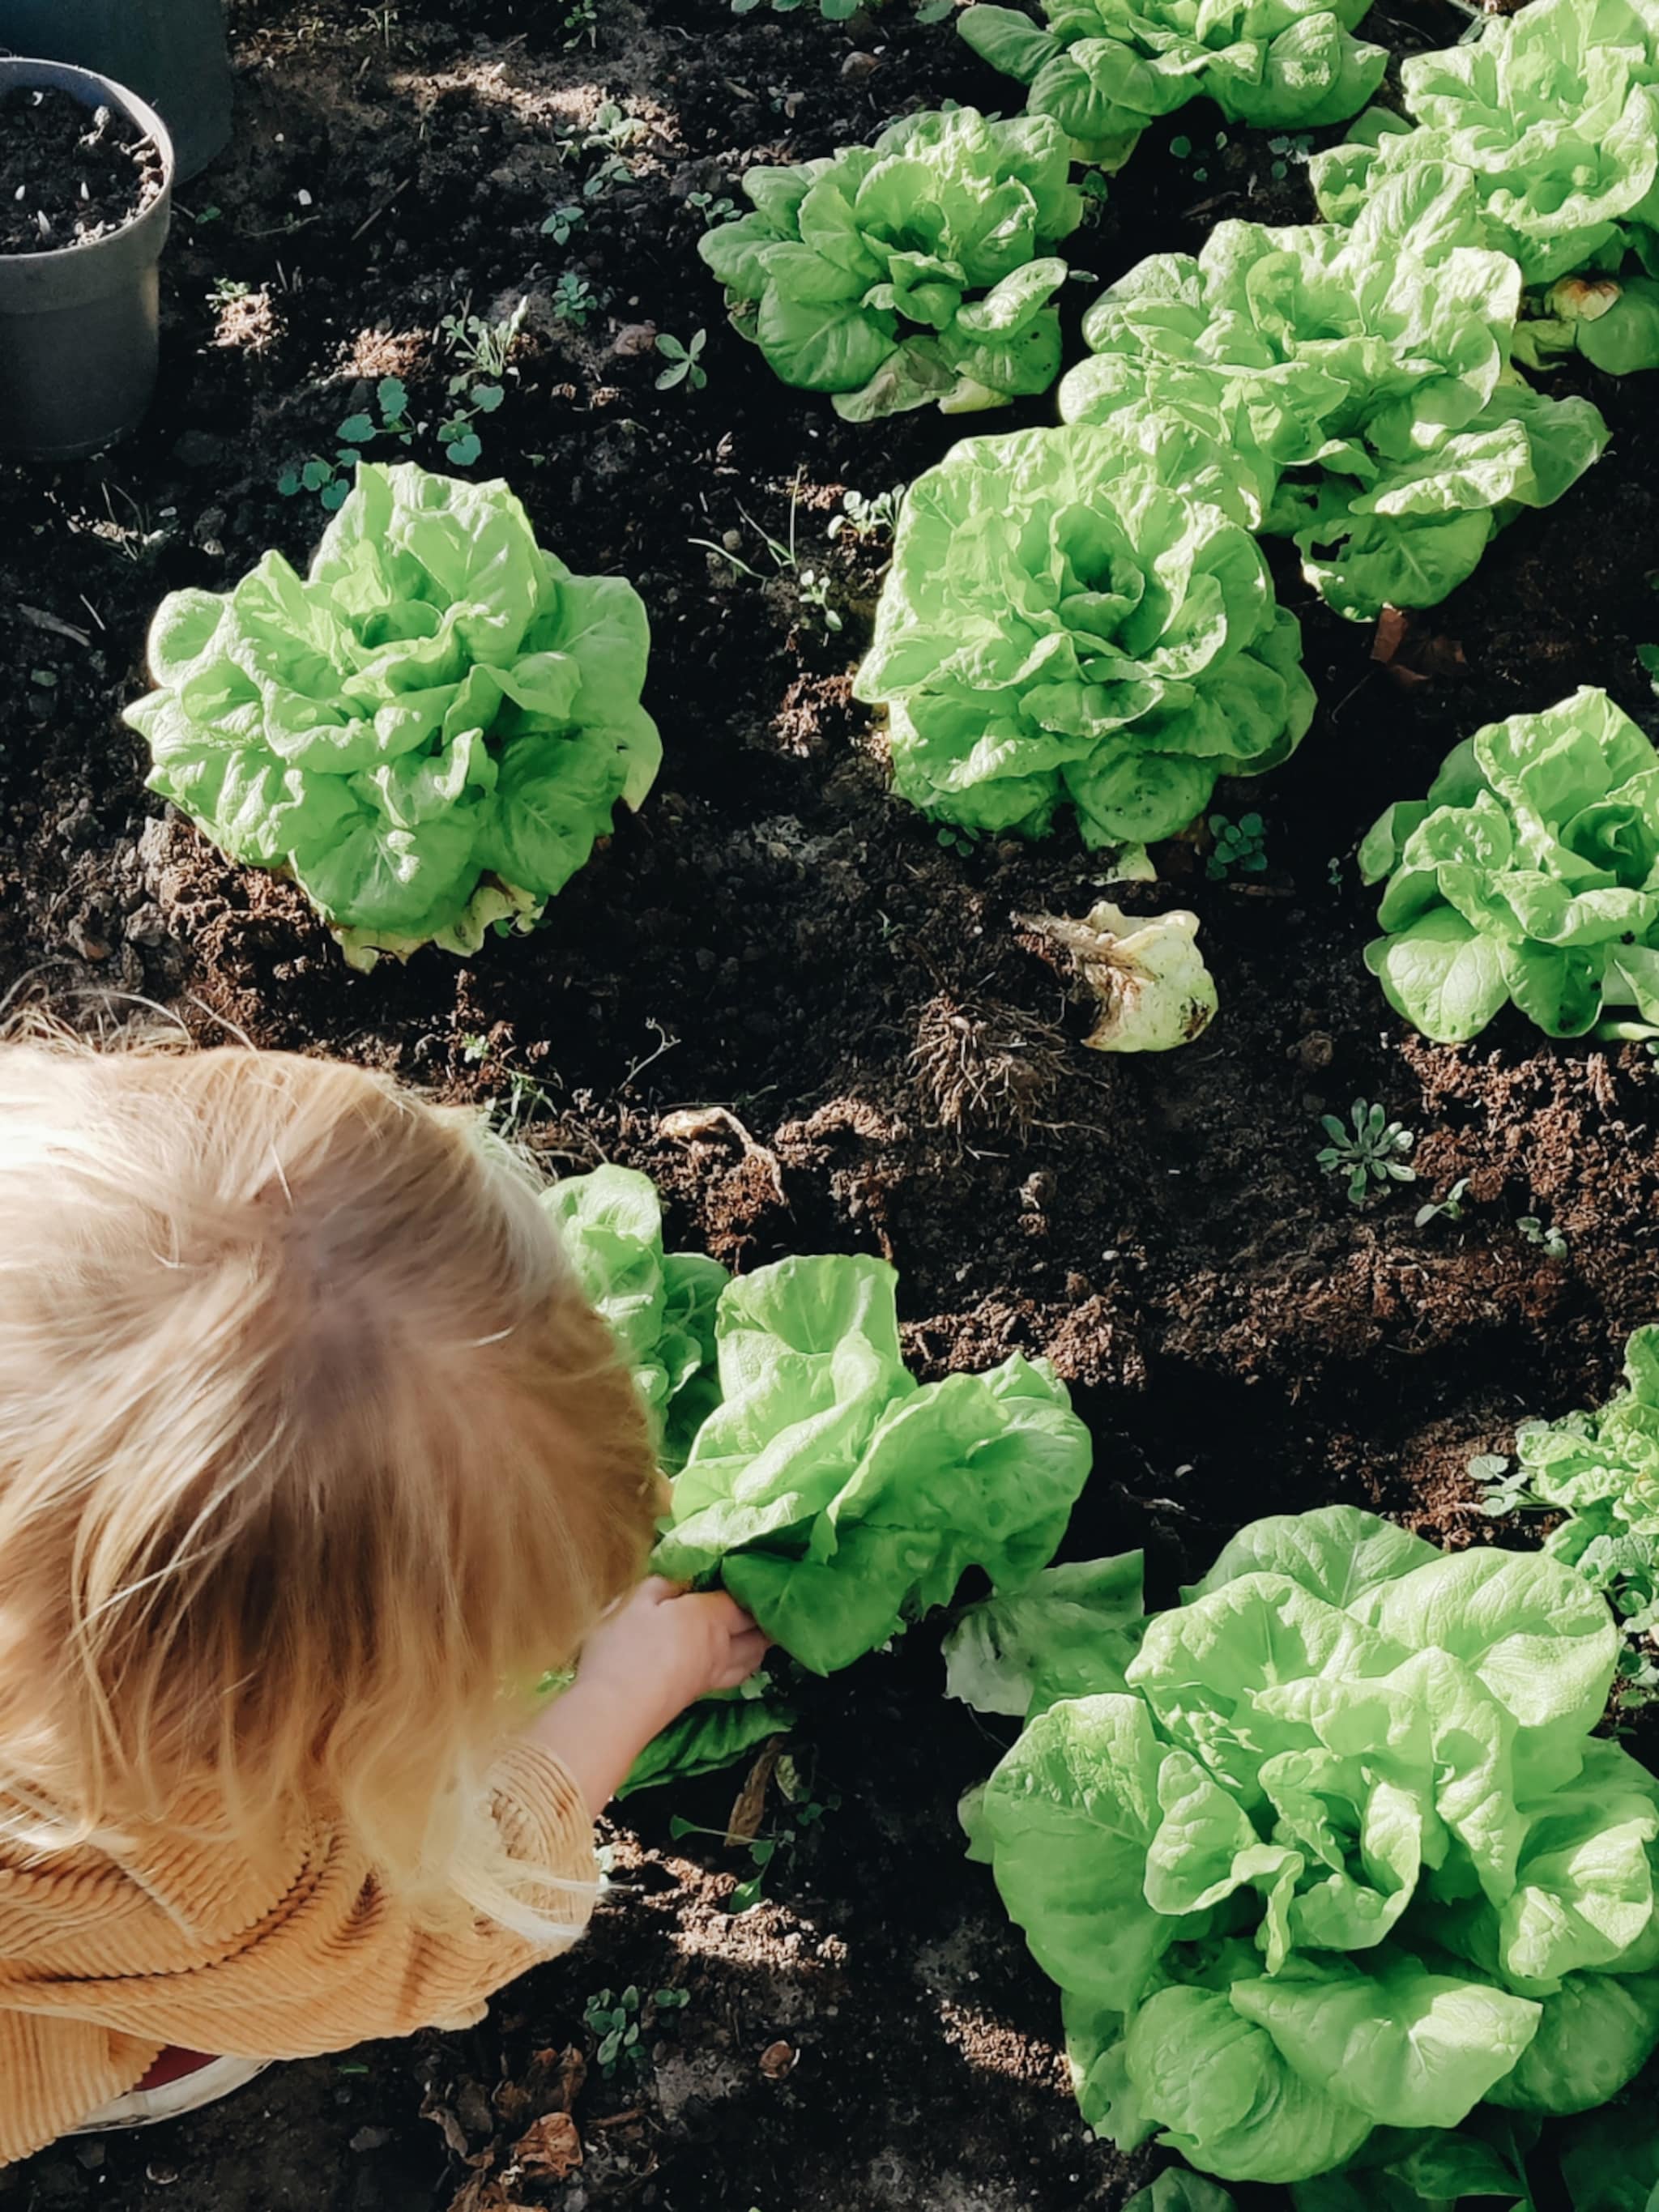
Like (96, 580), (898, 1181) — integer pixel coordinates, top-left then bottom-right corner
(1058, 163), (1608, 622)
(959, 0), (1384, 170)
(700, 106), (1083, 419)
(852, 419), (1316, 847)
(1359, 688), (1659, 1043)
(1311, 0), (1659, 375)
(653, 1255), (1093, 1675)
(543, 1166), (727, 1474)
(966, 1504), (1653, 2187)
(126, 462), (660, 964)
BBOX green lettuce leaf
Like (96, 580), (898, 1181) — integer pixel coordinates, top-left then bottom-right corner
(852, 419), (1315, 846)
(945, 1551), (1146, 1717)
(127, 463), (660, 961)
(700, 106), (1083, 418)
(960, 0), (1384, 170)
(1360, 688), (1659, 1042)
(542, 1166), (727, 1473)
(969, 1506), (1648, 2186)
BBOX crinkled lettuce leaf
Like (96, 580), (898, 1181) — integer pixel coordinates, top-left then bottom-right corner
(1058, 164), (1608, 622)
(959, 0), (1384, 170)
(945, 1551), (1146, 1717)
(1359, 688), (1659, 1042)
(543, 1166), (727, 1474)
(617, 1678), (798, 1799)
(653, 1254), (1093, 1676)
(969, 1505), (1648, 2186)
(126, 462), (660, 959)
(852, 418), (1316, 847)
(700, 106), (1083, 419)
(1311, 0), (1659, 375)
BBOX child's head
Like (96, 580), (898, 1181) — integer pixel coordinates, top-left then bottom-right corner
(0, 1029), (658, 1901)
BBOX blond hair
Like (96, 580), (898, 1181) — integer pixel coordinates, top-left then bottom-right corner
(0, 1029), (658, 1933)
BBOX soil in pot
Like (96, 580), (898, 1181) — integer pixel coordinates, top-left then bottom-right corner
(0, 83), (164, 254)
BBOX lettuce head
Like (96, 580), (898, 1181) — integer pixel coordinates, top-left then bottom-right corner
(699, 106), (1084, 420)
(1059, 162), (1609, 622)
(966, 1504), (1659, 2186)
(1311, 0), (1659, 376)
(1359, 688), (1659, 1043)
(959, 0), (1385, 170)
(852, 417), (1315, 846)
(126, 462), (660, 965)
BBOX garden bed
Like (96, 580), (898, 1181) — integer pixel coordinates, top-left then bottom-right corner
(4, 0), (1659, 2204)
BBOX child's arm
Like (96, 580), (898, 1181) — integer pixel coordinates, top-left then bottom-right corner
(528, 1577), (770, 1813)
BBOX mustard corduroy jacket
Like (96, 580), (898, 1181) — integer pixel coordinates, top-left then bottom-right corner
(0, 1743), (595, 2163)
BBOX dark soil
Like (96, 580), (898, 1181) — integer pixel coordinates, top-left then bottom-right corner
(0, 87), (164, 255)
(2, 0), (1659, 2206)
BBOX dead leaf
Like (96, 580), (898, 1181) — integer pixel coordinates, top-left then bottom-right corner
(726, 1741), (781, 1847)
(1371, 605), (1409, 667)
(658, 1105), (787, 1203)
(514, 2112), (583, 2180)
(450, 2181), (526, 2212)
(527, 2044), (586, 2116)
(759, 2039), (798, 2079)
(1368, 604), (1465, 691)
(420, 2092), (474, 2161)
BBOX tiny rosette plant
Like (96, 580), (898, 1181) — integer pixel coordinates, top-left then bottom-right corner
(852, 419), (1315, 846)
(967, 1504), (1659, 2187)
(1359, 688), (1659, 1044)
(126, 462), (661, 965)
(697, 106), (1085, 420)
(652, 1254), (1093, 1675)
(958, 0), (1385, 171)
(1058, 164), (1610, 622)
(1311, 0), (1659, 376)
(543, 1166), (727, 1474)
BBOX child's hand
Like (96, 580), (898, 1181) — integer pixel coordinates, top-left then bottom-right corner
(527, 1579), (770, 1815)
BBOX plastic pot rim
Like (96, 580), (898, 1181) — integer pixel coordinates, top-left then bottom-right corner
(0, 56), (175, 291)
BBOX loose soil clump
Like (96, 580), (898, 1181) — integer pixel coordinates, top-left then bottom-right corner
(0, 86), (164, 255)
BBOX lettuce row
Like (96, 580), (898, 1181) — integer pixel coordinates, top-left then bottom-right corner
(126, 463), (660, 966)
(541, 1166), (726, 1475)
(958, 0), (1385, 172)
(699, 107), (1085, 420)
(852, 417), (1316, 847)
(1311, 0), (1659, 377)
(965, 1503), (1659, 2187)
(1359, 688), (1659, 1044)
(1057, 162), (1610, 623)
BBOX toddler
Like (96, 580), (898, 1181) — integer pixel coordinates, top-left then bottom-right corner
(0, 1031), (766, 2163)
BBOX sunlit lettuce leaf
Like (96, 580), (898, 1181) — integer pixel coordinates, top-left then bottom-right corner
(1360, 688), (1659, 1042)
(126, 462), (659, 958)
(969, 1506), (1644, 2186)
(700, 106), (1083, 418)
(960, 0), (1384, 170)
(852, 420), (1315, 846)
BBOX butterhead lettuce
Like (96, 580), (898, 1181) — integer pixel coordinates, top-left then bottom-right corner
(1058, 163), (1609, 622)
(852, 419), (1316, 846)
(1359, 688), (1659, 1043)
(966, 1504), (1658, 2186)
(1311, 0), (1659, 377)
(126, 462), (660, 965)
(959, 0), (1385, 171)
(699, 106), (1084, 420)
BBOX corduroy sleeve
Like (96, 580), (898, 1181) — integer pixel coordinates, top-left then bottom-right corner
(0, 1745), (597, 2163)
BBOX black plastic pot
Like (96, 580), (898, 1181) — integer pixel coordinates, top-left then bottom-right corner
(0, 0), (229, 182)
(0, 58), (175, 461)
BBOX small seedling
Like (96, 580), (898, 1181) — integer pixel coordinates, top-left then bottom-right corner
(1518, 1213), (1568, 1259)
(936, 823), (981, 855)
(796, 565), (842, 633)
(207, 275), (251, 307)
(1316, 1098), (1417, 1207)
(1205, 811), (1266, 880)
(687, 189), (740, 227)
(655, 330), (709, 392)
(1414, 1176), (1470, 1228)
(689, 486), (841, 637)
(582, 1984), (690, 2080)
(541, 201), (586, 245)
(827, 484), (906, 542)
(583, 100), (649, 155)
(280, 376), (412, 509)
(552, 272), (600, 328)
